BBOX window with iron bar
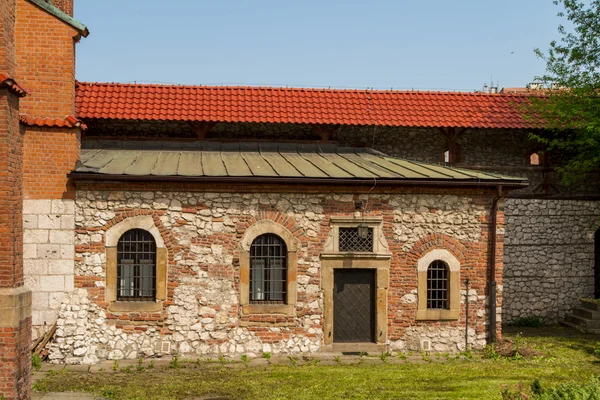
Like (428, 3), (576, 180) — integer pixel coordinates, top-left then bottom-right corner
(250, 234), (287, 304)
(427, 260), (449, 309)
(117, 229), (156, 301)
(338, 227), (373, 252)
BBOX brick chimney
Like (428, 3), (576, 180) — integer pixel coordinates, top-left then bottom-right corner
(49, 0), (73, 16)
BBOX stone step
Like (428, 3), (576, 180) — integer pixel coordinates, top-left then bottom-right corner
(580, 300), (600, 312)
(559, 318), (584, 332)
(559, 318), (600, 334)
(565, 314), (600, 330)
(573, 307), (600, 320)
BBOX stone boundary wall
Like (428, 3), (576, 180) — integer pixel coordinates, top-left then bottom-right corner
(503, 199), (600, 323)
(23, 199), (75, 340)
(47, 188), (498, 363)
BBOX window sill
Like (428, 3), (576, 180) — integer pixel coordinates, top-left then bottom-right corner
(416, 308), (459, 321)
(109, 301), (162, 313)
(242, 304), (295, 315)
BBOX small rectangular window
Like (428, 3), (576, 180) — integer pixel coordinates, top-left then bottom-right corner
(338, 227), (373, 252)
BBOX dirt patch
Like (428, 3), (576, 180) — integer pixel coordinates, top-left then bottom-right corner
(494, 338), (545, 358)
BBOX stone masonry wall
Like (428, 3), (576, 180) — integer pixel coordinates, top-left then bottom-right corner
(47, 187), (498, 363)
(503, 199), (600, 323)
(23, 199), (75, 341)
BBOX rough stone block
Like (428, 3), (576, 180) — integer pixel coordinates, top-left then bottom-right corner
(24, 229), (49, 244)
(49, 260), (74, 275)
(24, 199), (51, 215)
(34, 310), (59, 327)
(23, 215), (38, 229)
(24, 259), (48, 275)
(52, 199), (75, 215)
(49, 292), (66, 309)
(60, 245), (75, 259)
(50, 230), (74, 245)
(64, 275), (75, 292)
(24, 275), (41, 291)
(38, 214), (62, 229)
(37, 244), (61, 259)
(23, 244), (37, 259)
(61, 215), (75, 229)
(32, 292), (49, 310)
(40, 275), (65, 292)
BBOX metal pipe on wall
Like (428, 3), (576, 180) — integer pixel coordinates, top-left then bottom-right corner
(489, 185), (503, 343)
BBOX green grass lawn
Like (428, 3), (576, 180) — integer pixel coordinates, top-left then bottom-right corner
(33, 327), (600, 400)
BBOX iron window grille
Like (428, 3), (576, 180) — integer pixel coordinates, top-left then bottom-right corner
(338, 227), (373, 252)
(117, 229), (156, 301)
(427, 260), (449, 309)
(250, 234), (287, 304)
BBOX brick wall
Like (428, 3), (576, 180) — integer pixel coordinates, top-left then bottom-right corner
(0, 91), (23, 288)
(15, 0), (78, 120)
(0, 0), (17, 76)
(14, 0), (83, 346)
(23, 127), (80, 199)
(0, 0), (32, 394)
(52, 0), (74, 16)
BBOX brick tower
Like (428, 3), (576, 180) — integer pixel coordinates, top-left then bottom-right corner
(0, 0), (87, 398)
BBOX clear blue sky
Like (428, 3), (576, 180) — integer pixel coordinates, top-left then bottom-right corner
(74, 0), (562, 91)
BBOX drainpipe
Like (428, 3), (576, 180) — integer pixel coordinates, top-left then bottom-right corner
(465, 278), (470, 350)
(489, 185), (503, 343)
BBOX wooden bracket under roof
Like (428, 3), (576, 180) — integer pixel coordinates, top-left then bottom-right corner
(189, 121), (217, 140)
(439, 127), (465, 165)
(313, 124), (340, 141)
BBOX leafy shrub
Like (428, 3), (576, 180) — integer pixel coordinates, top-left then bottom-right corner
(513, 316), (543, 328)
(31, 353), (42, 371)
(483, 344), (502, 360)
(501, 378), (600, 399)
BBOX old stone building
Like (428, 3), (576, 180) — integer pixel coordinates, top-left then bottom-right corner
(1, 0), (598, 376)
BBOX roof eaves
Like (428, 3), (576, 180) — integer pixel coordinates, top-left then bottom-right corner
(26, 0), (89, 38)
(68, 172), (529, 189)
(20, 115), (88, 130)
(0, 74), (28, 97)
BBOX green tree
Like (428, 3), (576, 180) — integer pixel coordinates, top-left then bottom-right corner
(529, 0), (600, 184)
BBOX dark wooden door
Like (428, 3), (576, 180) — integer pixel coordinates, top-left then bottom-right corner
(595, 229), (600, 298)
(333, 269), (375, 343)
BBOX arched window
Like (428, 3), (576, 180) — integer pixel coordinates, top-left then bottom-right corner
(427, 260), (449, 309)
(117, 229), (156, 301)
(250, 234), (287, 304)
(529, 152), (540, 165)
(528, 150), (546, 166)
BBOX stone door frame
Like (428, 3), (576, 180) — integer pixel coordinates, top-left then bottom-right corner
(320, 254), (390, 352)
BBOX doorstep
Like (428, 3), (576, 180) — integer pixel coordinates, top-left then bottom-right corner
(323, 342), (387, 353)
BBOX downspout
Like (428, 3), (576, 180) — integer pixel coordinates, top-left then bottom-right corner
(489, 185), (503, 343)
(465, 278), (470, 350)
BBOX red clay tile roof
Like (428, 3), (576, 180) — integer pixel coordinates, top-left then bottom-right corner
(75, 82), (542, 129)
(0, 73), (28, 97)
(20, 115), (87, 130)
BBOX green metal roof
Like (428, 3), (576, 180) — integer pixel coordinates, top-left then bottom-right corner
(73, 141), (527, 187)
(27, 0), (89, 37)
